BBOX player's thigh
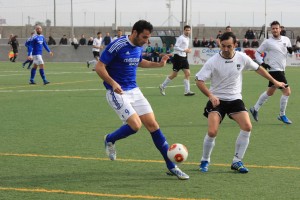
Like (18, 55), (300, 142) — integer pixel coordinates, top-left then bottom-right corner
(131, 88), (153, 116)
(33, 55), (44, 65)
(231, 111), (252, 132)
(105, 90), (137, 123)
(207, 112), (221, 137)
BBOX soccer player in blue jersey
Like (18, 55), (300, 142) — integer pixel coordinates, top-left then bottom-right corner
(22, 32), (34, 69)
(95, 20), (189, 180)
(27, 25), (53, 85)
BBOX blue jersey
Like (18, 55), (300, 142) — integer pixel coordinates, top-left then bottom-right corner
(100, 35), (143, 91)
(28, 34), (51, 56)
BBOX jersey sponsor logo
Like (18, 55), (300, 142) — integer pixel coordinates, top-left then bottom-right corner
(225, 60), (233, 63)
(124, 57), (140, 66)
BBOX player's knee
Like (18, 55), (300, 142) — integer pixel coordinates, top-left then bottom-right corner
(127, 119), (142, 132)
(207, 130), (218, 138)
(144, 121), (159, 133)
(129, 122), (142, 132)
(243, 124), (252, 132)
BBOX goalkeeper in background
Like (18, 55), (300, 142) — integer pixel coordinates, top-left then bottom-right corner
(250, 21), (293, 124)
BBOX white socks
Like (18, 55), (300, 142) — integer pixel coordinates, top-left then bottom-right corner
(233, 130), (250, 163)
(184, 79), (190, 93)
(201, 130), (250, 164)
(161, 77), (171, 88)
(280, 95), (289, 116)
(254, 92), (289, 116)
(254, 91), (269, 111)
(201, 134), (215, 163)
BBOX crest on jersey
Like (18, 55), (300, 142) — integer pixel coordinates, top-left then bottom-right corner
(126, 51), (130, 55)
(237, 64), (241, 70)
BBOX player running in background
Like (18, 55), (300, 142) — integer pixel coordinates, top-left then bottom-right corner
(159, 25), (195, 96)
(250, 21), (293, 124)
(22, 32), (35, 69)
(95, 20), (189, 180)
(195, 32), (286, 173)
(87, 32), (102, 71)
(27, 25), (53, 85)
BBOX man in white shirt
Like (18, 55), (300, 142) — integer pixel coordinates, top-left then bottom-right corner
(87, 32), (103, 70)
(159, 25), (195, 96)
(195, 31), (286, 173)
(250, 21), (293, 124)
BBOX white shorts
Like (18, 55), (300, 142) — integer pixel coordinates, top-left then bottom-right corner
(33, 55), (44, 65)
(106, 87), (153, 123)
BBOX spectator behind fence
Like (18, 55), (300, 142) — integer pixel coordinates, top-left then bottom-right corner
(167, 43), (174, 63)
(280, 26), (286, 36)
(245, 28), (255, 39)
(70, 35), (79, 49)
(102, 32), (112, 46)
(208, 37), (217, 48)
(143, 42), (153, 61)
(216, 30), (222, 39)
(242, 38), (250, 48)
(112, 30), (123, 41)
(59, 35), (68, 45)
(251, 38), (260, 48)
(87, 37), (93, 45)
(152, 43), (161, 62)
(79, 34), (87, 45)
(201, 37), (209, 47)
(47, 36), (56, 45)
(225, 26), (232, 32)
(193, 37), (201, 47)
(295, 36), (300, 52)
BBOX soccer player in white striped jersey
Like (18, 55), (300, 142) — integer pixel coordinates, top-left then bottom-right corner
(195, 32), (286, 173)
(95, 20), (189, 180)
(250, 21), (293, 124)
(87, 32), (103, 70)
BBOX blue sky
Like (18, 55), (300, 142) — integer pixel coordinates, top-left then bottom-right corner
(0, 0), (299, 27)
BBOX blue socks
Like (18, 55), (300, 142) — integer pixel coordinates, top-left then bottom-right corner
(106, 125), (175, 170)
(106, 124), (137, 144)
(30, 68), (36, 81)
(151, 129), (175, 170)
(39, 69), (46, 81)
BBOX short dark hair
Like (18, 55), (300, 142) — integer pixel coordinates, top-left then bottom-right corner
(220, 31), (236, 43)
(97, 32), (102, 35)
(184, 25), (191, 30)
(270, 21), (280, 27)
(132, 20), (153, 35)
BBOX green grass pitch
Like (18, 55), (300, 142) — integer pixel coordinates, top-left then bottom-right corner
(1, 61), (300, 200)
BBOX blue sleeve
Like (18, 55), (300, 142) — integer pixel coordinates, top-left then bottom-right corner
(27, 40), (33, 56)
(43, 37), (51, 53)
(100, 47), (115, 65)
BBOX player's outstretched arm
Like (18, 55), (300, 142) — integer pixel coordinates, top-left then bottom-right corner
(138, 54), (172, 68)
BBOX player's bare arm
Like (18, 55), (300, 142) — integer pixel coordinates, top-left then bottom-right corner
(95, 61), (123, 94)
(139, 54), (171, 68)
(196, 80), (220, 107)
